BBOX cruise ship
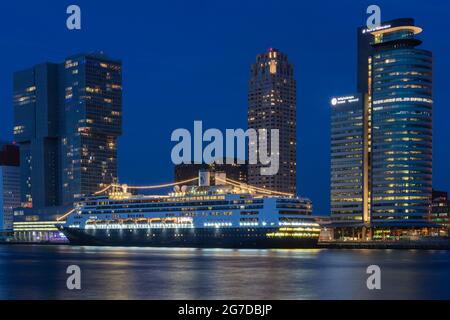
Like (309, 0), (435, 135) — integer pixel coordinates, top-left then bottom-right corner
(59, 172), (320, 248)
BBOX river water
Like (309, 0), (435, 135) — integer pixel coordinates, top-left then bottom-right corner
(0, 245), (449, 300)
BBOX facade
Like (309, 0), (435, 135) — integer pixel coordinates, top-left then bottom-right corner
(13, 63), (60, 208)
(248, 48), (297, 195)
(431, 190), (450, 234)
(331, 19), (433, 239)
(61, 53), (122, 204)
(0, 143), (20, 232)
(357, 18), (417, 94)
(12, 205), (71, 243)
(13, 52), (122, 209)
(175, 159), (248, 186)
(369, 20), (433, 230)
(330, 95), (368, 225)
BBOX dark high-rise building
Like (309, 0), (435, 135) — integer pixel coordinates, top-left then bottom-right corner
(13, 53), (122, 209)
(13, 63), (60, 208)
(248, 48), (296, 195)
(331, 19), (433, 239)
(0, 142), (20, 231)
(61, 54), (122, 204)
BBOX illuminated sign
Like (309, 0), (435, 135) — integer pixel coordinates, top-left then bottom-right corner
(361, 24), (391, 34)
(331, 96), (360, 106)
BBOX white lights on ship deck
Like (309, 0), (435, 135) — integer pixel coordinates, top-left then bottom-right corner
(85, 223), (195, 230)
(239, 222), (259, 227)
(204, 222), (233, 228)
(279, 222), (320, 227)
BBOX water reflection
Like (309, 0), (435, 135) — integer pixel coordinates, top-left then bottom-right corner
(0, 245), (449, 300)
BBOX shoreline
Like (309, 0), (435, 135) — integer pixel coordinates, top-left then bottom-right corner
(318, 240), (450, 250)
(2, 240), (450, 250)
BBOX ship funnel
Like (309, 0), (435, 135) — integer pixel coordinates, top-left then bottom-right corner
(199, 170), (211, 187)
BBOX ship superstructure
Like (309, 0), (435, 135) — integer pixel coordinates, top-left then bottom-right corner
(60, 171), (320, 248)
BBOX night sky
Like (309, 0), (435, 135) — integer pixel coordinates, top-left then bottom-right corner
(0, 0), (449, 215)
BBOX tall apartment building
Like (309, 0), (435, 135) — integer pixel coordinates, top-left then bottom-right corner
(248, 48), (297, 195)
(61, 54), (122, 204)
(0, 142), (20, 232)
(13, 52), (122, 209)
(331, 19), (433, 239)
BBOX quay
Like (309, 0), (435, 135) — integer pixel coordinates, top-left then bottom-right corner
(319, 239), (450, 250)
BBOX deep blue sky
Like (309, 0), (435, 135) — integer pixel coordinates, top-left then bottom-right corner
(1, 0), (449, 215)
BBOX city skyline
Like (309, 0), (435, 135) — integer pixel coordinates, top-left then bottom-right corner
(1, 1), (450, 215)
(1, 0), (450, 303)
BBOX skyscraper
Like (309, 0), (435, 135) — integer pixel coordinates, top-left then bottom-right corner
(0, 142), (20, 232)
(330, 95), (369, 225)
(331, 19), (433, 239)
(13, 52), (122, 209)
(368, 21), (432, 229)
(61, 53), (122, 204)
(13, 63), (60, 208)
(248, 48), (297, 195)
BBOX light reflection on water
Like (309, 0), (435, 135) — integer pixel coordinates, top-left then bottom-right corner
(0, 245), (449, 300)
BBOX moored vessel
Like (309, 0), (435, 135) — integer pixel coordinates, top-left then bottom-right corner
(60, 172), (320, 248)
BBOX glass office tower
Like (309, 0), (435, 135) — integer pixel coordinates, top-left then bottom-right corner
(330, 95), (369, 224)
(331, 19), (433, 239)
(369, 23), (433, 227)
